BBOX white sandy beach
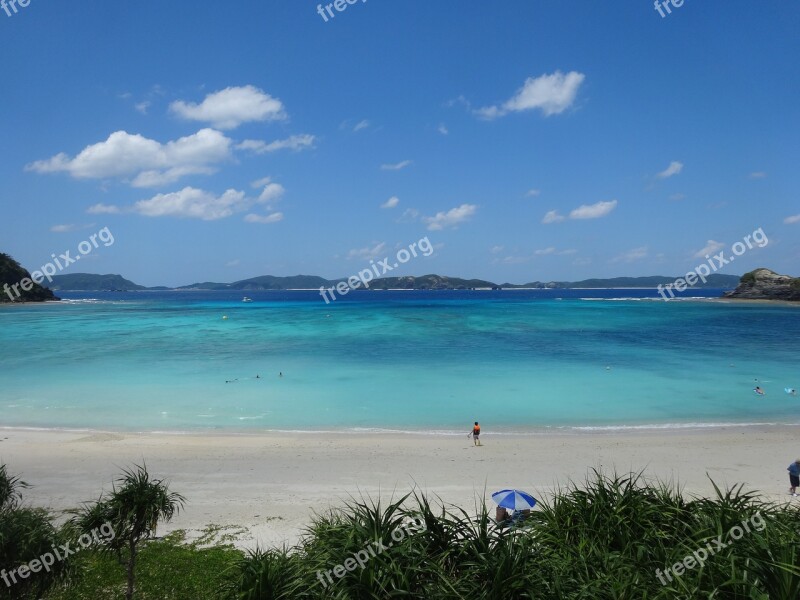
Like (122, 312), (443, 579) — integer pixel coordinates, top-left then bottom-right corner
(0, 427), (797, 550)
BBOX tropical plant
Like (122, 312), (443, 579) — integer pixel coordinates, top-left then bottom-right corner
(71, 464), (185, 600)
(0, 465), (66, 600)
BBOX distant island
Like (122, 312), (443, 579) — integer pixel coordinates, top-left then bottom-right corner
(0, 254), (59, 303)
(42, 272), (742, 292)
(723, 268), (800, 301)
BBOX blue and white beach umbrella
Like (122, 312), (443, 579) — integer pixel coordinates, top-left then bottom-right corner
(491, 489), (537, 511)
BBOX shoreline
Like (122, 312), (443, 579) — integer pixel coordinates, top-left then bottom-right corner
(1, 426), (797, 551)
(3, 420), (799, 437)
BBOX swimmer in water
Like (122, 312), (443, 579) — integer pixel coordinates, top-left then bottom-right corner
(754, 386), (765, 395)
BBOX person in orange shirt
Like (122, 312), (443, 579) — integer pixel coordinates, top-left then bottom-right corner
(468, 422), (482, 446)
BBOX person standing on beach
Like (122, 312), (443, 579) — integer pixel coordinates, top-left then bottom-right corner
(468, 422), (481, 446)
(788, 459), (800, 496)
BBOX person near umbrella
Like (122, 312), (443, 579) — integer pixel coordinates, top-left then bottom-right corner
(788, 458), (800, 496)
(468, 421), (481, 446)
(492, 489), (537, 524)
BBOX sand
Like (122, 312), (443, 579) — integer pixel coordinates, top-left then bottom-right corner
(0, 426), (797, 550)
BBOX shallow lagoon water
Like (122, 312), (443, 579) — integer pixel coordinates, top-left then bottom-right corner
(1, 290), (797, 433)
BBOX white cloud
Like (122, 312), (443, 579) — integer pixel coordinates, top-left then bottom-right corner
(476, 71), (585, 119)
(225, 259), (240, 267)
(396, 208), (419, 223)
(669, 193), (686, 201)
(490, 245), (504, 254)
(613, 246), (649, 263)
(694, 240), (726, 258)
(132, 187), (247, 220)
(347, 242), (387, 260)
(170, 85), (286, 130)
(249, 177), (286, 205)
(569, 199), (617, 220)
(134, 101), (151, 115)
(525, 189), (541, 197)
(131, 166), (216, 188)
(749, 171), (767, 179)
(422, 203), (477, 231)
(783, 214), (800, 224)
(657, 161), (683, 179)
(86, 203), (121, 215)
(498, 255), (532, 265)
(257, 181), (285, 205)
(244, 212), (284, 224)
(438, 124), (449, 135)
(534, 247), (577, 256)
(50, 224), (76, 232)
(27, 128), (231, 188)
(381, 160), (412, 171)
(381, 196), (400, 209)
(543, 200), (617, 223)
(236, 134), (316, 154)
(353, 120), (370, 132)
(542, 210), (565, 224)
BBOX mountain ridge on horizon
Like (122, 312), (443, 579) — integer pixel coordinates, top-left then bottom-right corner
(44, 272), (743, 291)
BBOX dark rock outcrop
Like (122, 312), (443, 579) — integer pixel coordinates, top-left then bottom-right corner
(723, 268), (800, 301)
(0, 253), (59, 303)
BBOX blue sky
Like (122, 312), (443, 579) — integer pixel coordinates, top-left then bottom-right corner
(1, 1), (798, 286)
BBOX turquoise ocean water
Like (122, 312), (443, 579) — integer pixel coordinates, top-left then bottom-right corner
(0, 290), (798, 433)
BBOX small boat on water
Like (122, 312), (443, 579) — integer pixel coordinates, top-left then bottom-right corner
(242, 296), (253, 302)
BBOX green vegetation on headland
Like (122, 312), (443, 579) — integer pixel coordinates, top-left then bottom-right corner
(46, 273), (148, 292)
(44, 272), (742, 291)
(0, 254), (58, 303)
(4, 463), (799, 599)
(724, 268), (800, 301)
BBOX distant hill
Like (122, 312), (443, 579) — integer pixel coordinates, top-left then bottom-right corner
(49, 273), (146, 291)
(0, 253), (58, 302)
(723, 268), (800, 301)
(42, 271), (744, 292)
(368, 274), (497, 290)
(179, 275), (335, 291)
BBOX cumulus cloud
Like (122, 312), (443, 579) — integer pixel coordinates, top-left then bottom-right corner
(542, 210), (565, 224)
(534, 247), (577, 256)
(353, 120), (370, 132)
(526, 189), (541, 198)
(249, 177), (285, 207)
(438, 124), (449, 135)
(490, 245), (504, 254)
(694, 240), (726, 258)
(657, 161), (683, 179)
(347, 242), (387, 260)
(569, 199), (617, 219)
(134, 101), (151, 115)
(381, 160), (412, 171)
(543, 200), (617, 224)
(86, 203), (122, 215)
(244, 212), (284, 224)
(381, 196), (400, 209)
(170, 85), (286, 130)
(475, 71), (585, 119)
(422, 203), (477, 231)
(613, 246), (649, 263)
(784, 214), (800, 224)
(236, 134), (316, 154)
(27, 128), (231, 188)
(396, 208), (419, 223)
(132, 187), (247, 220)
(86, 179), (287, 222)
